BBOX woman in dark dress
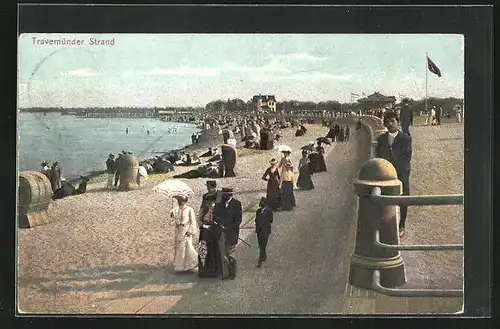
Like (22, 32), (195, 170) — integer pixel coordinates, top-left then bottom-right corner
(316, 142), (327, 172)
(280, 161), (296, 211)
(296, 150), (314, 190)
(338, 127), (345, 142)
(197, 197), (221, 278)
(261, 158), (281, 210)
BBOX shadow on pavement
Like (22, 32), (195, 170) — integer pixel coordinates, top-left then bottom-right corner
(19, 263), (200, 296)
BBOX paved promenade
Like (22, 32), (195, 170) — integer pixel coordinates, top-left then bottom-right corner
(18, 120), (464, 315)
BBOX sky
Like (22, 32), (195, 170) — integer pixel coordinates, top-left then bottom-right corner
(18, 34), (464, 108)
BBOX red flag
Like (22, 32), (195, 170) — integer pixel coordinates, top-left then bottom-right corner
(427, 56), (442, 77)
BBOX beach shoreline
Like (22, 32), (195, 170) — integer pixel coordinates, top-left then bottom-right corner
(60, 123), (207, 184)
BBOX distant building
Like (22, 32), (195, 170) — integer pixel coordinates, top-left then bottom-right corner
(252, 94), (277, 112)
(356, 92), (396, 111)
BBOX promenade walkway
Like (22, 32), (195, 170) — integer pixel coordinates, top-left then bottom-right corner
(18, 120), (464, 314)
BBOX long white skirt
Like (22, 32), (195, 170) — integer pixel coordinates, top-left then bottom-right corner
(173, 228), (198, 272)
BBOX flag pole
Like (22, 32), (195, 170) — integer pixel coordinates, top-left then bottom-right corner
(425, 52), (428, 113)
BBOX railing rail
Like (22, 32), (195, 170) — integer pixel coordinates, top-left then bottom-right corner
(370, 186), (464, 206)
(372, 270), (463, 298)
(374, 230), (464, 251)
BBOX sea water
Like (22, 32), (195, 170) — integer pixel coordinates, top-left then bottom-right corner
(18, 112), (200, 179)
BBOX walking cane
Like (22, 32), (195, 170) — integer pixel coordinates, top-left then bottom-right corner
(213, 220), (252, 247)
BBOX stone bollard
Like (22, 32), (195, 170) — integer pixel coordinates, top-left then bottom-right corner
(349, 158), (406, 289)
(118, 154), (139, 191)
(18, 171), (53, 228)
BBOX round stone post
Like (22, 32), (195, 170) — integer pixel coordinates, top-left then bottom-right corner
(349, 158), (406, 289)
(118, 154), (139, 191)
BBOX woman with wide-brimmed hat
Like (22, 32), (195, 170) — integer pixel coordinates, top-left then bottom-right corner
(169, 196), (198, 272)
(297, 150), (314, 190)
(280, 161), (296, 211)
(261, 158), (281, 210)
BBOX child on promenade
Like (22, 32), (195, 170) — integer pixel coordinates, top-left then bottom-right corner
(255, 197), (273, 268)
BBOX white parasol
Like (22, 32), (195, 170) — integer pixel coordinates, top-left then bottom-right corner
(153, 179), (194, 198)
(274, 144), (292, 153)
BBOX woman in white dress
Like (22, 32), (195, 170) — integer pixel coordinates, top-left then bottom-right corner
(169, 196), (198, 272)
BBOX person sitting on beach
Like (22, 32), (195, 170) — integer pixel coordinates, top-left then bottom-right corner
(295, 126), (306, 137)
(172, 162), (221, 179)
(175, 153), (191, 165)
(74, 176), (90, 195)
(207, 152), (222, 163)
(191, 153), (201, 165)
(152, 157), (173, 173)
(144, 161), (154, 174)
(200, 147), (216, 158)
(52, 178), (75, 200)
(244, 135), (258, 149)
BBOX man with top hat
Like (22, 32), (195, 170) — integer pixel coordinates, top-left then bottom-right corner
(106, 153), (116, 190)
(213, 187), (242, 280)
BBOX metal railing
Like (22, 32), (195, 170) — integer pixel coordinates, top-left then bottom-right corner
(372, 270), (464, 297)
(370, 186), (464, 297)
(370, 186), (464, 206)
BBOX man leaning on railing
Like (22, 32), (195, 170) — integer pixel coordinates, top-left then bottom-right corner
(375, 110), (412, 237)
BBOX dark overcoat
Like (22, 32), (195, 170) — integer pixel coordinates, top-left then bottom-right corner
(213, 198), (242, 246)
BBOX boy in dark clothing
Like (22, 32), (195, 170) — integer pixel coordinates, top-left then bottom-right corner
(255, 197), (274, 268)
(376, 111), (412, 237)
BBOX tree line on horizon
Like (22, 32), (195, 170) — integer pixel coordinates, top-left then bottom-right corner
(205, 96), (464, 113)
(19, 96), (463, 114)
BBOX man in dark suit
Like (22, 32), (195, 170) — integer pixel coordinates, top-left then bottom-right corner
(213, 187), (242, 280)
(376, 111), (412, 237)
(399, 98), (413, 135)
(255, 197), (273, 268)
